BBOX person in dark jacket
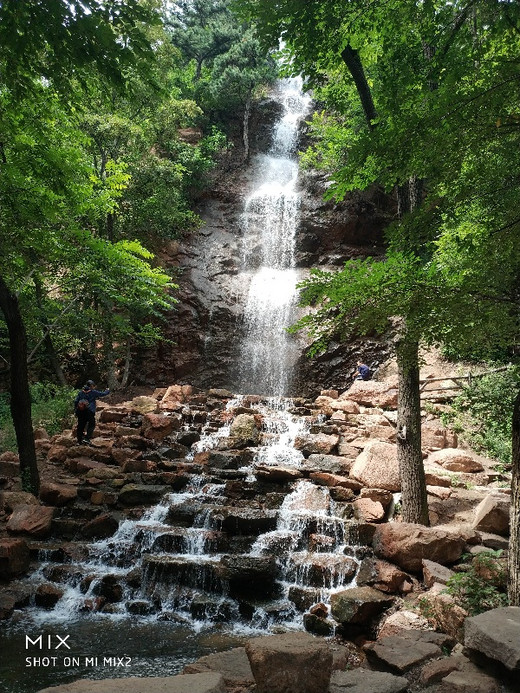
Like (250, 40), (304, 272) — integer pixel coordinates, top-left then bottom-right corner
(353, 361), (371, 381)
(74, 380), (110, 445)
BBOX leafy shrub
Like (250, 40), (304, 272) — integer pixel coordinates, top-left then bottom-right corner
(441, 367), (520, 467)
(0, 383), (75, 453)
(444, 550), (508, 615)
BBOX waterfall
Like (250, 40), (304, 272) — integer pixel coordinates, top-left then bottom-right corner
(238, 78), (311, 397)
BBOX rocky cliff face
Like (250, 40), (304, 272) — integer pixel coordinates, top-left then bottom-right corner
(138, 95), (395, 397)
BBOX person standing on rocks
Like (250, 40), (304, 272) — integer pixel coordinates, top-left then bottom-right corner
(74, 379), (110, 445)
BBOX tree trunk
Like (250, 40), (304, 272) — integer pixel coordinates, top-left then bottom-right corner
(341, 45), (377, 129)
(120, 341), (131, 388)
(396, 334), (429, 525)
(508, 388), (520, 604)
(242, 93), (251, 162)
(0, 274), (39, 494)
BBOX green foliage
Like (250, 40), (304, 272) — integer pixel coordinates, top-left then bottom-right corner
(0, 383), (75, 453)
(445, 551), (508, 616)
(442, 368), (520, 466)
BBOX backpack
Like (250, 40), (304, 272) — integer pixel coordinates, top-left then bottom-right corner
(76, 398), (89, 412)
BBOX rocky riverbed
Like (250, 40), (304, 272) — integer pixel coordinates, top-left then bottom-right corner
(0, 379), (518, 693)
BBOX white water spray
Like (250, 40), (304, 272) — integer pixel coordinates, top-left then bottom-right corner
(239, 78), (311, 396)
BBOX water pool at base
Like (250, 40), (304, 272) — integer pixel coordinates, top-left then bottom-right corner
(0, 616), (248, 693)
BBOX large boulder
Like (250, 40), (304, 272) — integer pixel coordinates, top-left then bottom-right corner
(427, 448), (484, 473)
(330, 586), (394, 625)
(464, 606), (520, 671)
(350, 441), (400, 491)
(6, 504), (55, 538)
(0, 537), (30, 578)
(245, 632), (333, 693)
(340, 380), (398, 409)
(372, 523), (466, 573)
(472, 495), (510, 536)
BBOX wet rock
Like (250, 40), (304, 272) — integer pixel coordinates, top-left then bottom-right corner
(82, 513), (118, 539)
(183, 647), (254, 688)
(229, 413), (260, 447)
(126, 600), (156, 615)
(0, 593), (16, 620)
(372, 523), (466, 572)
(351, 441), (400, 492)
(329, 669), (408, 693)
(36, 672), (226, 693)
(245, 631), (333, 693)
(255, 465), (303, 482)
(288, 586), (323, 611)
(142, 555), (223, 592)
(427, 448), (484, 473)
(7, 504), (55, 538)
(288, 554), (358, 587)
(142, 413), (178, 441)
(301, 454), (352, 475)
(364, 635), (442, 673)
(330, 586), (394, 626)
(221, 508), (278, 535)
(92, 574), (123, 602)
(0, 537), (30, 578)
(219, 555), (278, 597)
(118, 484), (167, 506)
(294, 433), (339, 456)
(472, 495), (510, 536)
(303, 612), (335, 636)
(159, 442), (190, 460)
(207, 449), (253, 470)
(177, 430), (200, 446)
(35, 583), (64, 608)
(465, 606), (520, 671)
(39, 482), (77, 506)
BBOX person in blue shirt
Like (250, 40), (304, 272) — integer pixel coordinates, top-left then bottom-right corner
(73, 380), (110, 445)
(353, 361), (371, 381)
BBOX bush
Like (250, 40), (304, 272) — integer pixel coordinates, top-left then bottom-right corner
(444, 550), (508, 615)
(441, 367), (520, 467)
(0, 382), (75, 453)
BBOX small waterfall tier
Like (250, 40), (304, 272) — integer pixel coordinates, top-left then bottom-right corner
(238, 78), (311, 397)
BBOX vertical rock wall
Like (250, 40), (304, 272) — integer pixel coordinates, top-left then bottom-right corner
(138, 97), (395, 397)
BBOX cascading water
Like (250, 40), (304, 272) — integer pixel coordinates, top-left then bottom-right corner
(238, 78), (311, 397)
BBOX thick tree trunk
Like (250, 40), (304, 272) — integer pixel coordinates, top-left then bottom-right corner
(243, 93), (251, 162)
(0, 274), (39, 494)
(509, 388), (520, 604)
(341, 45), (377, 129)
(396, 334), (429, 525)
